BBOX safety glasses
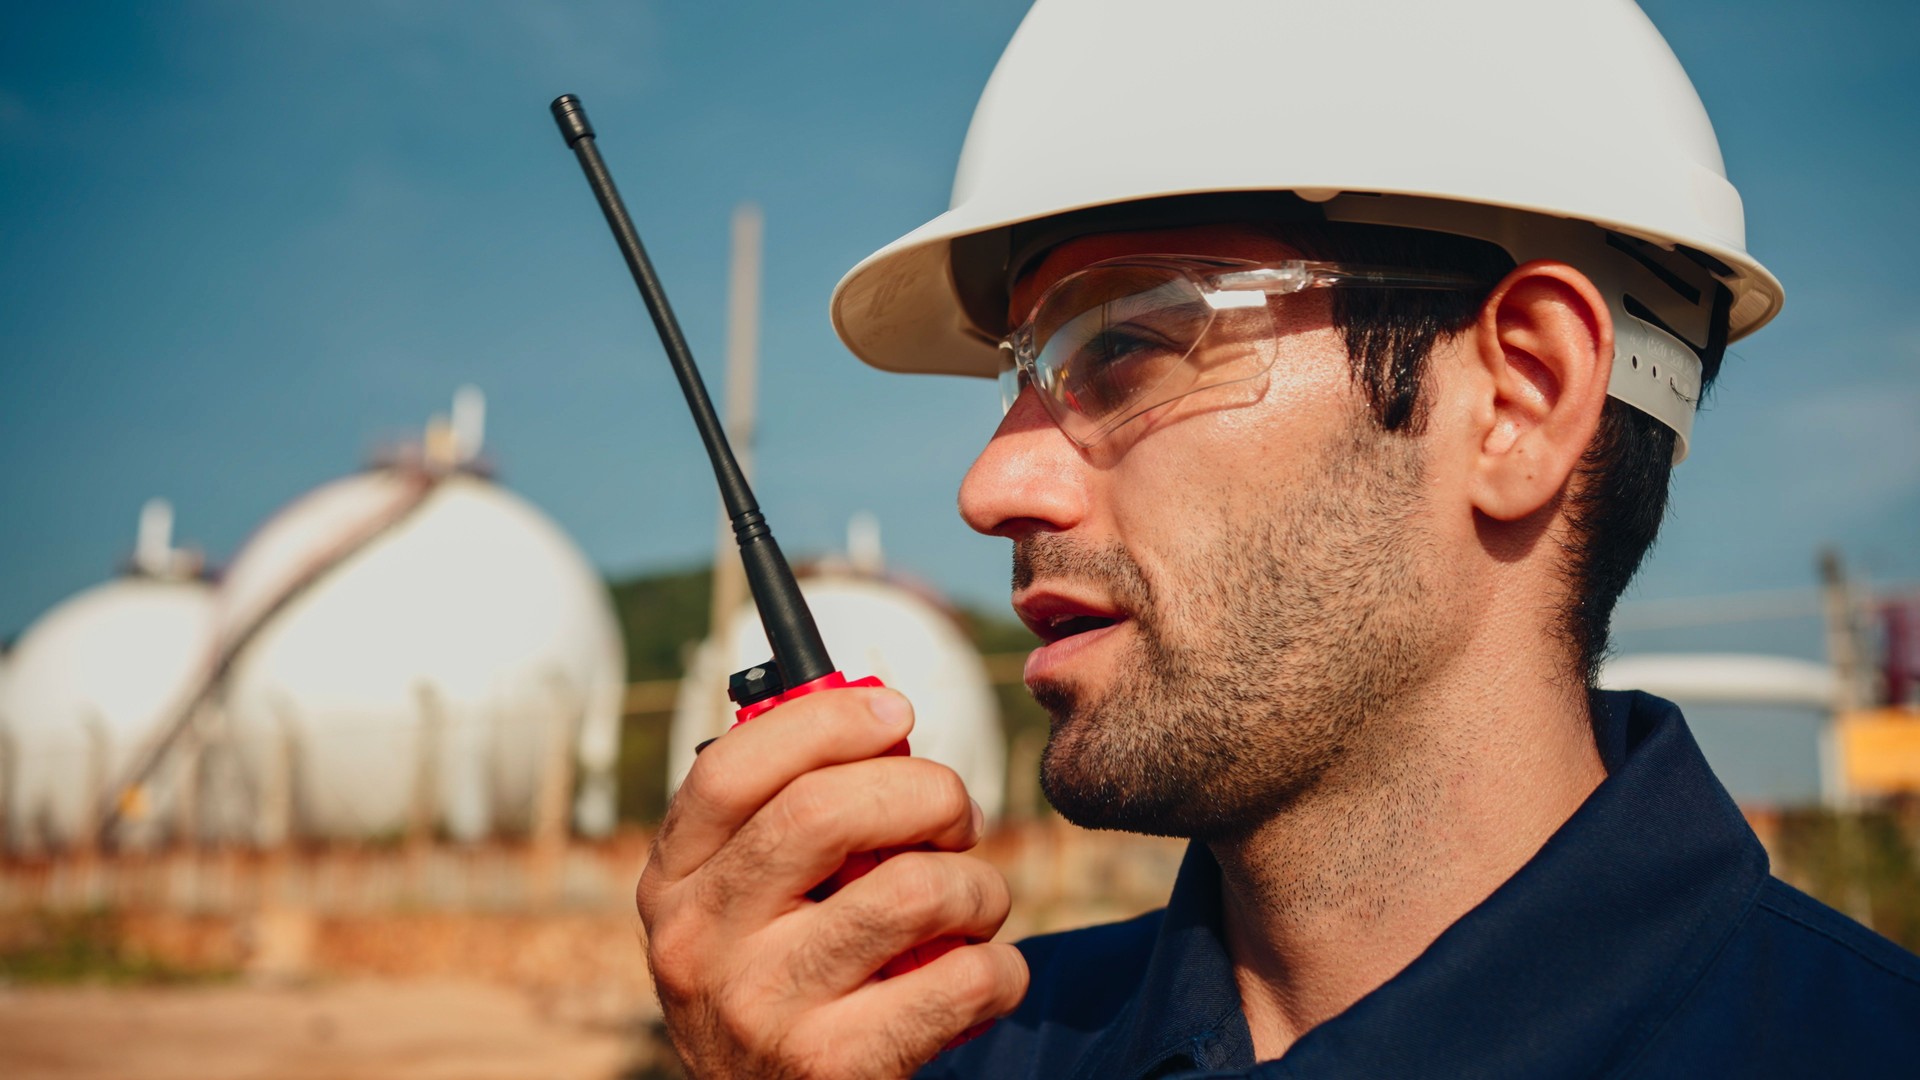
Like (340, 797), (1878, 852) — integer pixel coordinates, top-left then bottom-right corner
(998, 257), (1483, 446)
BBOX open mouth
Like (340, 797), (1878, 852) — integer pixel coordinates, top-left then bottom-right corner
(1040, 613), (1119, 642)
(1015, 591), (1127, 645)
(1015, 591), (1128, 684)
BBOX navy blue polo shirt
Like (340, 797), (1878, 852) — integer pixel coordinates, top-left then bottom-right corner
(922, 691), (1920, 1078)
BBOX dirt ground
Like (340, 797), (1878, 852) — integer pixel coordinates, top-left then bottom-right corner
(0, 979), (675, 1080)
(0, 823), (1189, 1079)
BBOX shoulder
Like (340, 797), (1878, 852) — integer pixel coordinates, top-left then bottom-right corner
(1745, 877), (1920, 991)
(1632, 877), (1920, 1075)
(917, 909), (1164, 1080)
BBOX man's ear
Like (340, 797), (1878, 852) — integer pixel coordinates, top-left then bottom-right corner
(1464, 260), (1613, 522)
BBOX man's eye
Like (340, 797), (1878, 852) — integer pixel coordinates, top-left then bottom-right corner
(1080, 326), (1170, 364)
(1068, 325), (1183, 414)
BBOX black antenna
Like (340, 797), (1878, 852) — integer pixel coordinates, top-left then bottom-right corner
(551, 94), (833, 692)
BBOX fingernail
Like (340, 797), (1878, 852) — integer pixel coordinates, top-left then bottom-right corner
(970, 799), (986, 838)
(870, 691), (911, 727)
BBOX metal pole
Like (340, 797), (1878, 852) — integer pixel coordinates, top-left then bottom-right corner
(1819, 549), (1863, 808)
(707, 203), (763, 742)
(532, 672), (578, 907)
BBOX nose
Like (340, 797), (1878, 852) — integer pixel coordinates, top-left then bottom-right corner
(958, 386), (1089, 540)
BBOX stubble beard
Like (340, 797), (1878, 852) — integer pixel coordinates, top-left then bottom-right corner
(1024, 424), (1439, 841)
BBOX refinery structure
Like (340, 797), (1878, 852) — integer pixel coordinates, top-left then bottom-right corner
(0, 386), (1019, 860)
(1, 500), (216, 852)
(0, 203), (1021, 862)
(668, 515), (1008, 822)
(0, 389), (629, 855)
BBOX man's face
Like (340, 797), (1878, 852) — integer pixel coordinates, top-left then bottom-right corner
(959, 224), (1456, 839)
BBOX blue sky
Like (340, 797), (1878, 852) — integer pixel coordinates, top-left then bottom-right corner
(3, 0), (1916, 666)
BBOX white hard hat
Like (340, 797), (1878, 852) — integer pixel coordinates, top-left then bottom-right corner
(831, 0), (1783, 461)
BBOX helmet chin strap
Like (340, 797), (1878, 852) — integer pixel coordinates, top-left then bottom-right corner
(1322, 194), (1728, 463)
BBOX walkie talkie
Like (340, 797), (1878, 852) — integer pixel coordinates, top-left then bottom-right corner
(551, 95), (981, 998)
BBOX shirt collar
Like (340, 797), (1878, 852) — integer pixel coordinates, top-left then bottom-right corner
(1077, 690), (1770, 1078)
(1069, 839), (1254, 1080)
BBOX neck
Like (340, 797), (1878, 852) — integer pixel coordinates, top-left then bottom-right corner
(1212, 651), (1604, 1060)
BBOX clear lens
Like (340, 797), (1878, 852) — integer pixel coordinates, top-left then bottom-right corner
(1026, 263), (1273, 444)
(1002, 258), (1476, 446)
(996, 343), (1024, 415)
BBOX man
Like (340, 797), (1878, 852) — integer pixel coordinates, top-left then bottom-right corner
(638, 1), (1920, 1076)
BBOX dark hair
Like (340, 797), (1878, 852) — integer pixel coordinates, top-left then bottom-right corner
(1276, 222), (1726, 690)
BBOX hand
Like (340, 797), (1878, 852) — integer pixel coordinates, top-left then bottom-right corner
(637, 687), (1029, 1079)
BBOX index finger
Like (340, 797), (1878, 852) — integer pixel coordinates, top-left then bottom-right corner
(642, 687), (916, 899)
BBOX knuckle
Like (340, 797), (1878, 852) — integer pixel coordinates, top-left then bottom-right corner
(881, 852), (954, 924)
(635, 859), (668, 922)
(677, 760), (749, 821)
(956, 865), (991, 925)
(944, 945), (1014, 1013)
(645, 921), (701, 997)
(971, 861), (1013, 922)
(919, 762), (970, 819)
(776, 771), (850, 839)
(989, 942), (1032, 1006)
(650, 960), (697, 1009)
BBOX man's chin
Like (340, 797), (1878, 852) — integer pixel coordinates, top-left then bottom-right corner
(1043, 791), (1197, 838)
(1030, 662), (1273, 839)
(1037, 725), (1234, 839)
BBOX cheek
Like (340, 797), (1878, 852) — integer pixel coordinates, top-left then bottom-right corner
(1102, 326), (1355, 578)
(1117, 325), (1354, 484)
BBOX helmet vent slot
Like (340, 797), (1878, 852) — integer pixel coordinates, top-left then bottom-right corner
(1605, 232), (1702, 305)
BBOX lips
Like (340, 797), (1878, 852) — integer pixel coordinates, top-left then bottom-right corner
(1014, 590), (1126, 644)
(1014, 589), (1129, 685)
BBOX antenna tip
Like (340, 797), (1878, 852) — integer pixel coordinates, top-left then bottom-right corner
(550, 94), (594, 144)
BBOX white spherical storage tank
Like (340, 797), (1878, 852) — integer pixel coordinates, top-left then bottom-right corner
(667, 571), (1007, 820)
(216, 456), (624, 844)
(0, 519), (215, 852)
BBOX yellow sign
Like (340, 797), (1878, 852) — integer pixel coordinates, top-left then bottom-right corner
(1838, 709), (1920, 796)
